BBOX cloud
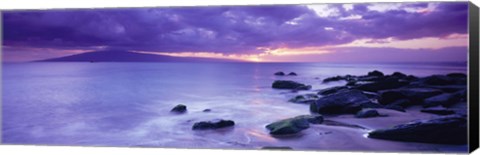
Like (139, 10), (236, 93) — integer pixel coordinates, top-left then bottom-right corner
(1, 2), (469, 61)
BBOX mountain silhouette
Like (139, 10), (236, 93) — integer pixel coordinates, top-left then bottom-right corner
(39, 50), (242, 62)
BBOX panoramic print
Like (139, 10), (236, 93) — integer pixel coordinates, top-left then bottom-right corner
(2, 2), (469, 153)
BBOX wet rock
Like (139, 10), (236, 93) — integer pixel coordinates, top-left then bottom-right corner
(203, 109), (212, 112)
(368, 70), (384, 77)
(288, 94), (319, 104)
(288, 72), (297, 76)
(272, 80), (311, 90)
(355, 109), (380, 118)
(391, 72), (407, 78)
(384, 104), (406, 112)
(355, 77), (409, 92)
(423, 93), (462, 108)
(317, 86), (348, 96)
(420, 75), (457, 85)
(171, 104), (187, 113)
(447, 73), (467, 78)
(362, 91), (380, 99)
(421, 106), (455, 115)
(274, 71), (285, 76)
(192, 119), (235, 130)
(322, 76), (345, 83)
(428, 85), (466, 93)
(368, 115), (467, 145)
(378, 88), (442, 105)
(266, 115), (323, 135)
(310, 90), (382, 115)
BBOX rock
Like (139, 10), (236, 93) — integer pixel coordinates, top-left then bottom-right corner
(317, 86), (348, 96)
(368, 70), (384, 77)
(391, 72), (407, 78)
(428, 85), (466, 93)
(378, 88), (442, 105)
(288, 72), (297, 76)
(266, 115), (323, 135)
(420, 75), (456, 85)
(447, 73), (467, 78)
(357, 75), (384, 82)
(387, 99), (411, 108)
(355, 77), (409, 92)
(310, 90), (382, 115)
(384, 104), (406, 112)
(362, 91), (380, 99)
(421, 106), (455, 115)
(203, 109), (212, 112)
(322, 76), (345, 83)
(355, 109), (380, 118)
(192, 119), (235, 130)
(288, 94), (318, 104)
(368, 115), (467, 145)
(272, 80), (311, 90)
(423, 93), (461, 108)
(171, 104), (187, 113)
(274, 72), (285, 76)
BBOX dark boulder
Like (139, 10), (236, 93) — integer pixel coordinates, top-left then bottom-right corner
(171, 104), (187, 113)
(368, 115), (467, 145)
(420, 75), (457, 85)
(423, 93), (462, 108)
(391, 72), (407, 78)
(274, 72), (285, 76)
(310, 90), (382, 115)
(288, 94), (319, 104)
(203, 109), (212, 112)
(288, 72), (297, 76)
(322, 76), (345, 83)
(378, 88), (442, 105)
(421, 106), (455, 115)
(192, 119), (235, 130)
(261, 146), (293, 150)
(355, 109), (380, 118)
(317, 86), (348, 96)
(355, 77), (409, 92)
(447, 73), (467, 78)
(368, 70), (384, 77)
(266, 115), (323, 135)
(272, 80), (311, 90)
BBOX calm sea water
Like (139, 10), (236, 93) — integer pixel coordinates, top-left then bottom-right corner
(2, 62), (467, 151)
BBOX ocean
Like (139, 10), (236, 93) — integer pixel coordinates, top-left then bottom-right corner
(2, 62), (468, 152)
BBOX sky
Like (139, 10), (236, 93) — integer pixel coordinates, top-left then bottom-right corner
(1, 2), (469, 62)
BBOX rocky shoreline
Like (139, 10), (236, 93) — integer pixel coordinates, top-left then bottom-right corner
(170, 70), (468, 149)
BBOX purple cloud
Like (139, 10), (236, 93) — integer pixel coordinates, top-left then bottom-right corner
(1, 2), (469, 59)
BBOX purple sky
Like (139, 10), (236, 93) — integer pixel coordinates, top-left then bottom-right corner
(1, 2), (469, 62)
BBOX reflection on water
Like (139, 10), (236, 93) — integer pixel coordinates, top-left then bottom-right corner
(2, 62), (467, 151)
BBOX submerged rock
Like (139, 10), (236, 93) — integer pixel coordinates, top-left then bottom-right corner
(384, 104), (406, 112)
(272, 80), (311, 90)
(192, 119), (235, 130)
(288, 72), (297, 76)
(355, 109), (380, 118)
(310, 90), (382, 115)
(274, 71), (285, 76)
(203, 109), (212, 112)
(421, 106), (455, 115)
(171, 104), (187, 113)
(368, 115), (467, 145)
(266, 115), (323, 135)
(322, 75), (355, 83)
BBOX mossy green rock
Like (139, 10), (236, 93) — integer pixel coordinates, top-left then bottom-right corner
(266, 115), (323, 135)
